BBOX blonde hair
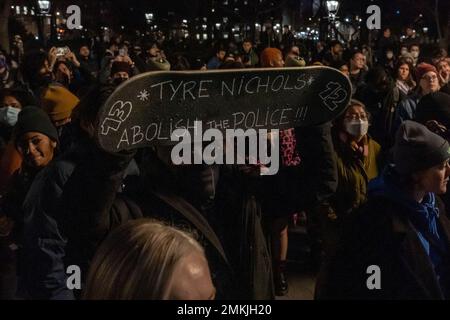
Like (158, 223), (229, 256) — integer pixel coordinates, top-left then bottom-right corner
(83, 219), (204, 300)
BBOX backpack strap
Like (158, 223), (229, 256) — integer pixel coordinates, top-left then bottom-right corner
(153, 192), (230, 268)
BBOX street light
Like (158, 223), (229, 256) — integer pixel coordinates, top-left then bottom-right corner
(325, 0), (340, 18)
(36, 0), (51, 46)
(37, 0), (50, 14)
(325, 0), (340, 40)
(145, 13), (154, 24)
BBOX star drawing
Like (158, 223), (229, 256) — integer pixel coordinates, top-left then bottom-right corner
(137, 90), (150, 101)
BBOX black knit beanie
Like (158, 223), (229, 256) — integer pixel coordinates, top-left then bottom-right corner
(111, 61), (131, 76)
(394, 120), (450, 175)
(14, 106), (59, 145)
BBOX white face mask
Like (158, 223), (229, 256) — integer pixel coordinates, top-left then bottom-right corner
(0, 106), (20, 127)
(344, 119), (369, 138)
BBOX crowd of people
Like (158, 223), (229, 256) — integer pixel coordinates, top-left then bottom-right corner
(0, 23), (450, 300)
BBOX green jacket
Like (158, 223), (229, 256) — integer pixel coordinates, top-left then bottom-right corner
(330, 131), (382, 218)
(242, 49), (259, 68)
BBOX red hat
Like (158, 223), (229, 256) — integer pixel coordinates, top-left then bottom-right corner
(415, 62), (438, 81)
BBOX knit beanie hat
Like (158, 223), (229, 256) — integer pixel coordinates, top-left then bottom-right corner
(14, 106), (59, 145)
(285, 55), (306, 67)
(147, 57), (171, 71)
(41, 85), (80, 122)
(415, 62), (438, 81)
(393, 120), (450, 175)
(111, 61), (132, 76)
(260, 48), (283, 68)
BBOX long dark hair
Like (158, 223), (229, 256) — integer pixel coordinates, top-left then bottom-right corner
(395, 58), (415, 88)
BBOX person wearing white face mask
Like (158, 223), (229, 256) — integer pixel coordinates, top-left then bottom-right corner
(317, 100), (382, 257)
(0, 105), (20, 127)
(0, 89), (30, 156)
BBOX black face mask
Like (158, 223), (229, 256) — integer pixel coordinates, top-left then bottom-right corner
(113, 77), (128, 86)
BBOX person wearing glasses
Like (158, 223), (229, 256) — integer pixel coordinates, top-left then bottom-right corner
(395, 63), (441, 133)
(318, 100), (382, 257)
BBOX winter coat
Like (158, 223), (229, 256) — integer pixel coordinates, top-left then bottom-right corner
(295, 123), (338, 211)
(242, 49), (259, 68)
(209, 166), (274, 299)
(316, 168), (450, 299)
(1, 167), (37, 239)
(316, 131), (381, 255)
(394, 92), (420, 134)
(19, 137), (269, 300)
(0, 165), (40, 299)
(330, 131), (382, 218)
(349, 70), (367, 95)
(19, 134), (136, 299)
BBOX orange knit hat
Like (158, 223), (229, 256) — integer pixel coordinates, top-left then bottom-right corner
(41, 85), (80, 122)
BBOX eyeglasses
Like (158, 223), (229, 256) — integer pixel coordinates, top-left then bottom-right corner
(422, 74), (438, 81)
(345, 114), (368, 121)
